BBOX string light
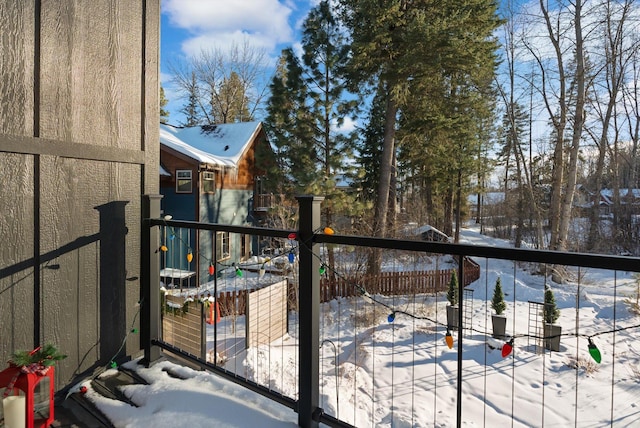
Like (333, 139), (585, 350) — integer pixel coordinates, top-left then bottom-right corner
(445, 330), (454, 349)
(160, 245), (168, 252)
(502, 339), (514, 358)
(588, 338), (602, 364)
(156, 222), (639, 366)
(208, 263), (215, 275)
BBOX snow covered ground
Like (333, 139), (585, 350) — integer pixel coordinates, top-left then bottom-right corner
(85, 225), (640, 427)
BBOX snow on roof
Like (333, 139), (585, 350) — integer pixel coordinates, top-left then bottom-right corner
(601, 188), (640, 199)
(159, 164), (171, 176)
(160, 122), (262, 168)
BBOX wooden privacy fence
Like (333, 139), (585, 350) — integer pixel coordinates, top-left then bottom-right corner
(215, 258), (481, 316)
(246, 280), (288, 348)
(320, 257), (480, 302)
(162, 295), (205, 358)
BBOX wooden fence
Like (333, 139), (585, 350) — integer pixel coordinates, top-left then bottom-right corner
(162, 295), (205, 358)
(246, 280), (288, 348)
(319, 257), (480, 302)
(215, 258), (481, 316)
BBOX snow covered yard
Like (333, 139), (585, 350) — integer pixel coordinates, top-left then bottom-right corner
(85, 226), (640, 427)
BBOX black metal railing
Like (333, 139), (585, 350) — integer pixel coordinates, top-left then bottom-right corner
(142, 195), (640, 428)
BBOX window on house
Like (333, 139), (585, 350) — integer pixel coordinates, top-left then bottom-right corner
(176, 170), (192, 193)
(202, 171), (215, 193)
(216, 231), (230, 261)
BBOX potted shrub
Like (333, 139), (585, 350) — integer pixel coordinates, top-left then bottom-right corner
(446, 271), (459, 330)
(491, 277), (507, 339)
(543, 286), (561, 351)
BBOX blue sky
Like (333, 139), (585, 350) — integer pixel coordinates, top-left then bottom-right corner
(160, 0), (318, 124)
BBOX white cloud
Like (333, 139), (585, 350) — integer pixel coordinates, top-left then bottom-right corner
(163, 0), (294, 56)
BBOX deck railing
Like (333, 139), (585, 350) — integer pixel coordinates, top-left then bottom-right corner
(142, 195), (640, 428)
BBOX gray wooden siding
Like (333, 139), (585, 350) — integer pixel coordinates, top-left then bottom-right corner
(0, 0), (159, 391)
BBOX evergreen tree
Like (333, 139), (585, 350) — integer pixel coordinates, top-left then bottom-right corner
(160, 85), (170, 124)
(210, 71), (252, 123)
(491, 277), (507, 315)
(265, 48), (317, 194)
(544, 286), (560, 324)
(355, 87), (386, 203)
(447, 271), (458, 306)
(265, 0), (357, 217)
(180, 72), (202, 127)
(339, 0), (502, 269)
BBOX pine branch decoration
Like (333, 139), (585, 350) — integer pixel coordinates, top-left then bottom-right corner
(10, 344), (66, 368)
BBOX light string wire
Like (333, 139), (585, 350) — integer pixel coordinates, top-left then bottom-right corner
(160, 222), (640, 354)
(295, 230), (640, 351)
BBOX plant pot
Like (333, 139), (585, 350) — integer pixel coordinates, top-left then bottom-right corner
(446, 305), (459, 331)
(491, 314), (507, 339)
(544, 323), (562, 351)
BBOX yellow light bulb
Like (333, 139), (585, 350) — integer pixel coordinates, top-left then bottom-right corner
(323, 227), (335, 235)
(186, 252), (193, 263)
(160, 245), (168, 252)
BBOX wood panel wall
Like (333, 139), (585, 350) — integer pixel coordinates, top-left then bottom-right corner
(246, 280), (288, 348)
(0, 0), (159, 391)
(162, 295), (205, 358)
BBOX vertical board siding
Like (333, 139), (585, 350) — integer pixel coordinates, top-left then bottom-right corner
(0, 0), (159, 391)
(0, 2), (34, 134)
(0, 153), (35, 361)
(39, 0), (142, 146)
(246, 280), (287, 348)
(162, 295), (204, 358)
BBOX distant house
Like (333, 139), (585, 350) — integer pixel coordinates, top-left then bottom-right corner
(159, 122), (272, 286)
(574, 186), (640, 218)
(403, 223), (451, 242)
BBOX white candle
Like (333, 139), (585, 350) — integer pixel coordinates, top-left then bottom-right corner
(2, 395), (26, 428)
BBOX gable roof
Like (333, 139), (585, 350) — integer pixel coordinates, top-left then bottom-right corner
(160, 122), (263, 168)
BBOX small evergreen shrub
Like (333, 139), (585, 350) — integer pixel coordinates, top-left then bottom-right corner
(447, 271), (458, 306)
(491, 277), (507, 315)
(544, 286), (560, 324)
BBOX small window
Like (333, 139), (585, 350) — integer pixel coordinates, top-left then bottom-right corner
(176, 170), (192, 193)
(216, 231), (230, 261)
(202, 171), (215, 193)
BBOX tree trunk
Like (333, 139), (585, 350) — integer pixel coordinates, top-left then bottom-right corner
(557, 0), (586, 254)
(368, 90), (398, 275)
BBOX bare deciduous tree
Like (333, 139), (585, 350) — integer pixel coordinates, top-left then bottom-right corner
(169, 39), (271, 125)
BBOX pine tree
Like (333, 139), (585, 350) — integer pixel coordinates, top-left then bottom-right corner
(160, 85), (170, 124)
(491, 277), (507, 315)
(265, 1), (356, 208)
(339, 0), (502, 268)
(544, 286), (560, 324)
(447, 271), (458, 306)
(180, 72), (201, 127)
